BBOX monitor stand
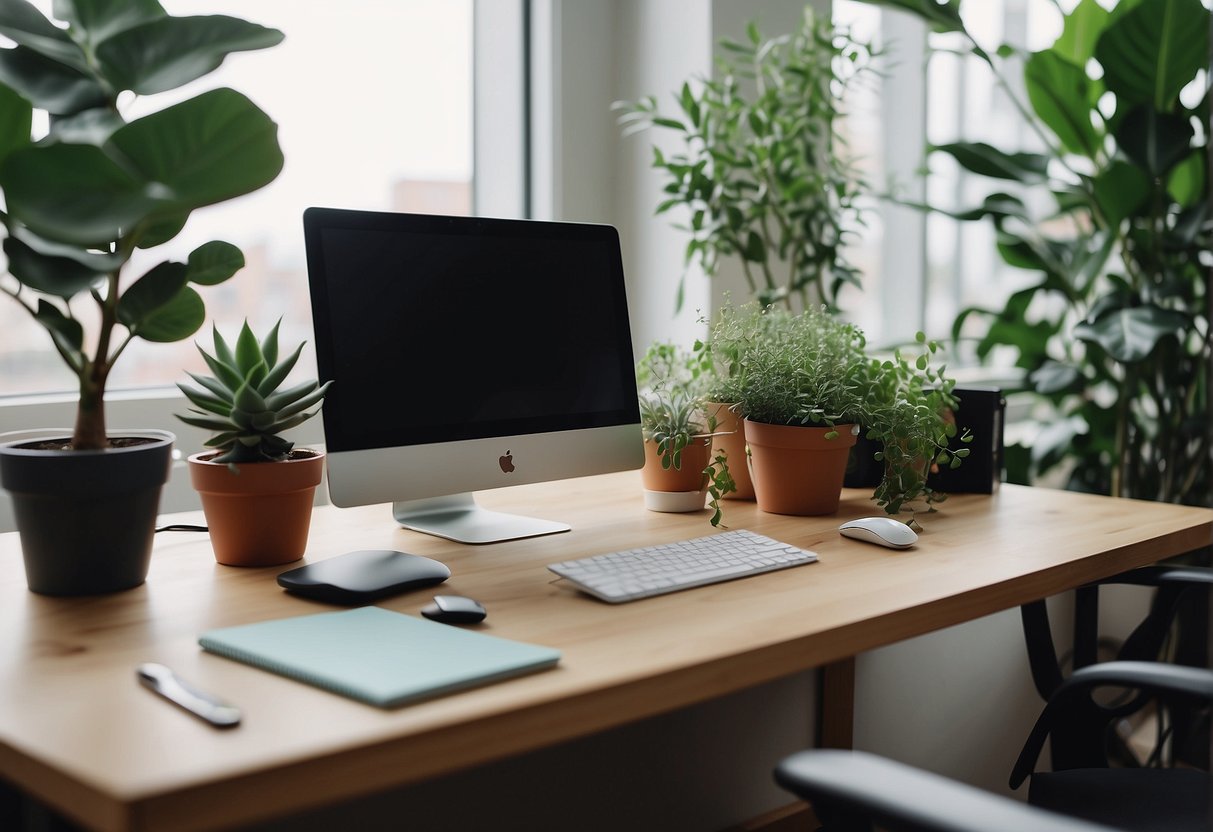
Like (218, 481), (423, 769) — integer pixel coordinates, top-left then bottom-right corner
(392, 493), (571, 545)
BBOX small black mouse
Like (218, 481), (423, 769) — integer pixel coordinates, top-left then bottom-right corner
(420, 595), (487, 624)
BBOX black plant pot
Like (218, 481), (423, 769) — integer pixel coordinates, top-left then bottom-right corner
(0, 430), (174, 596)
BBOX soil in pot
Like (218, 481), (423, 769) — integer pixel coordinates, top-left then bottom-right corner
(189, 449), (325, 567)
(745, 420), (858, 516)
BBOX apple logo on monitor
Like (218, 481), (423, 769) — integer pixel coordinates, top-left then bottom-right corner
(499, 450), (515, 474)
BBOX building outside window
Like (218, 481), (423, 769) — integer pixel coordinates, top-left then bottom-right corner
(0, 0), (474, 398)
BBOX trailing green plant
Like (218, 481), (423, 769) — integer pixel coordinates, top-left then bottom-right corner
(637, 341), (735, 525)
(859, 333), (972, 515)
(859, 0), (1211, 507)
(0, 1), (284, 450)
(177, 321), (331, 465)
(617, 8), (876, 312)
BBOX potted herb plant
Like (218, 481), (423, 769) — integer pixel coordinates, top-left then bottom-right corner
(177, 321), (331, 567)
(617, 8), (876, 311)
(636, 342), (734, 526)
(729, 303), (869, 515)
(0, 2), (283, 594)
(726, 302), (968, 517)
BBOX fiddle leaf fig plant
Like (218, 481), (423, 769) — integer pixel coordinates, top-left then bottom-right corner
(617, 8), (876, 311)
(858, 0), (1211, 506)
(0, 0), (284, 450)
(177, 321), (332, 465)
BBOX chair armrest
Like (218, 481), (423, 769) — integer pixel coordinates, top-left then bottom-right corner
(1011, 662), (1213, 787)
(775, 750), (1117, 832)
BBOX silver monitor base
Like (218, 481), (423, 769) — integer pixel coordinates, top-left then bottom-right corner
(392, 493), (571, 544)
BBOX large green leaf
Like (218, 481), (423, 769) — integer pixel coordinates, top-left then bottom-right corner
(107, 88), (283, 211)
(849, 0), (965, 35)
(53, 0), (165, 45)
(186, 240), (243, 286)
(1052, 0), (1110, 66)
(117, 260), (187, 328)
(136, 208), (189, 248)
(0, 45), (107, 114)
(1030, 359), (1083, 394)
(0, 81), (31, 166)
(1095, 0), (1208, 109)
(33, 298), (83, 354)
(1074, 305), (1188, 362)
(2, 235), (105, 296)
(0, 143), (161, 245)
(45, 107), (123, 145)
(1114, 104), (1194, 176)
(8, 223), (125, 271)
(1167, 151), (1205, 208)
(96, 15), (284, 95)
(0, 0), (88, 72)
(1092, 161), (1149, 227)
(135, 284), (204, 342)
(1025, 50), (1100, 157)
(931, 142), (1050, 183)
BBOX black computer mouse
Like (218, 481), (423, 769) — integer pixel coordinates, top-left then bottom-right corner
(277, 549), (451, 604)
(420, 595), (487, 624)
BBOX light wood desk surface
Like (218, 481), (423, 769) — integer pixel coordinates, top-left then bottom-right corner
(1, 472), (1210, 831)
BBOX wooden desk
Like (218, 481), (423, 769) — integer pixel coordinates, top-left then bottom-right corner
(1, 473), (1209, 831)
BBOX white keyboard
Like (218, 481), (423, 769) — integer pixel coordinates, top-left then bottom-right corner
(547, 529), (819, 603)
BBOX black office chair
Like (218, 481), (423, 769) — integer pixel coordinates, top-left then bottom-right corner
(1021, 564), (1213, 768)
(775, 749), (1116, 832)
(1010, 661), (1212, 832)
(776, 663), (1212, 832)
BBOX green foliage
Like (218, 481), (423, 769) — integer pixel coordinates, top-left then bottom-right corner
(636, 342), (735, 525)
(725, 302), (870, 428)
(716, 302), (967, 514)
(859, 0), (1211, 507)
(177, 321), (331, 465)
(858, 333), (972, 515)
(616, 8), (876, 311)
(0, 0), (284, 449)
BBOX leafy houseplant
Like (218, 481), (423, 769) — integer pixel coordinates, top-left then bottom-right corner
(721, 302), (966, 516)
(859, 0), (1211, 507)
(636, 342), (735, 526)
(178, 321), (331, 566)
(0, 0), (284, 594)
(618, 8), (876, 311)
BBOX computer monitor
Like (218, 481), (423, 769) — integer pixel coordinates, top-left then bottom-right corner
(303, 208), (644, 544)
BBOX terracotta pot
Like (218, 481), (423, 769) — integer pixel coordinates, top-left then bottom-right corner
(0, 429), (174, 595)
(189, 450), (325, 567)
(745, 419), (859, 516)
(640, 435), (712, 512)
(705, 402), (754, 500)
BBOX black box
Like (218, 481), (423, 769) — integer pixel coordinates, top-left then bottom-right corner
(928, 385), (1005, 494)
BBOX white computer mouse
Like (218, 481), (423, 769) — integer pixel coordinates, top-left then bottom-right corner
(838, 516), (918, 549)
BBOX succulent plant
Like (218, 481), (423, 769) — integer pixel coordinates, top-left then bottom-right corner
(177, 321), (331, 464)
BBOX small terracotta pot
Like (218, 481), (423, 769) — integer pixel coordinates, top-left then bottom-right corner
(640, 435), (712, 493)
(640, 436), (712, 513)
(705, 402), (754, 500)
(745, 419), (858, 516)
(188, 450), (325, 567)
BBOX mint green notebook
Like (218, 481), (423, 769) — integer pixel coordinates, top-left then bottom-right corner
(199, 606), (561, 708)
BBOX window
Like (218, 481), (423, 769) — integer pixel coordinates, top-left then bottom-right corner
(0, 0), (474, 396)
(833, 0), (1066, 357)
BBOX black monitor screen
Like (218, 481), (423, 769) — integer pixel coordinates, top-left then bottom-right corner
(304, 209), (639, 453)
